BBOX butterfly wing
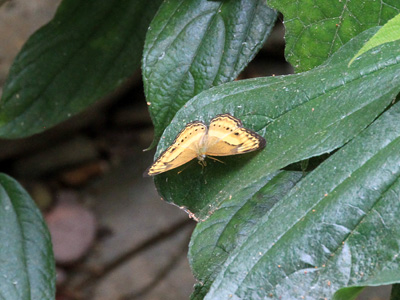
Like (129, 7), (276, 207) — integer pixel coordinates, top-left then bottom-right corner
(205, 114), (266, 156)
(145, 121), (207, 176)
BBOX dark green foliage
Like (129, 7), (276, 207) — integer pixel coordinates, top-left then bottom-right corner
(0, 0), (162, 138)
(143, 0), (277, 147)
(0, 174), (55, 299)
(1, 0), (400, 299)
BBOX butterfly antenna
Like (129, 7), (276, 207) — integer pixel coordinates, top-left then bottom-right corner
(208, 156), (225, 164)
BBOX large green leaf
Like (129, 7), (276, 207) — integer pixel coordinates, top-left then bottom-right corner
(0, 174), (55, 300)
(143, 0), (277, 148)
(268, 0), (400, 72)
(153, 27), (400, 220)
(202, 99), (400, 299)
(189, 170), (304, 299)
(0, 0), (162, 139)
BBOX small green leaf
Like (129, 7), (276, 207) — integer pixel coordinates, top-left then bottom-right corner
(268, 0), (400, 72)
(333, 287), (364, 300)
(204, 97), (400, 300)
(0, 174), (55, 300)
(335, 270), (400, 300)
(0, 0), (163, 138)
(154, 27), (400, 220)
(143, 0), (277, 148)
(349, 13), (400, 66)
(189, 171), (304, 299)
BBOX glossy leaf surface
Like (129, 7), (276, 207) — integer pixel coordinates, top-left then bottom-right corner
(189, 171), (304, 299)
(154, 28), (400, 220)
(150, 27), (400, 298)
(143, 0), (277, 147)
(203, 100), (400, 299)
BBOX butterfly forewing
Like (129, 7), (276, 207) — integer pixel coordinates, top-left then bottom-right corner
(205, 114), (266, 156)
(145, 121), (207, 176)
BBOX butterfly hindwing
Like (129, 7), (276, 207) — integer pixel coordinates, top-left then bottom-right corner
(205, 114), (266, 156)
(145, 121), (207, 176)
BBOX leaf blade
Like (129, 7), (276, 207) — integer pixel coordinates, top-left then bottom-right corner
(0, 174), (55, 300)
(0, 0), (163, 138)
(204, 94), (400, 300)
(189, 170), (304, 299)
(143, 0), (277, 147)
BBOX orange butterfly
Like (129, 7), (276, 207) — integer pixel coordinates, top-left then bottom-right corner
(145, 114), (266, 176)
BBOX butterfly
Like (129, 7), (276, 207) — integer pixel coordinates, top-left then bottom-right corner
(145, 113), (266, 176)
